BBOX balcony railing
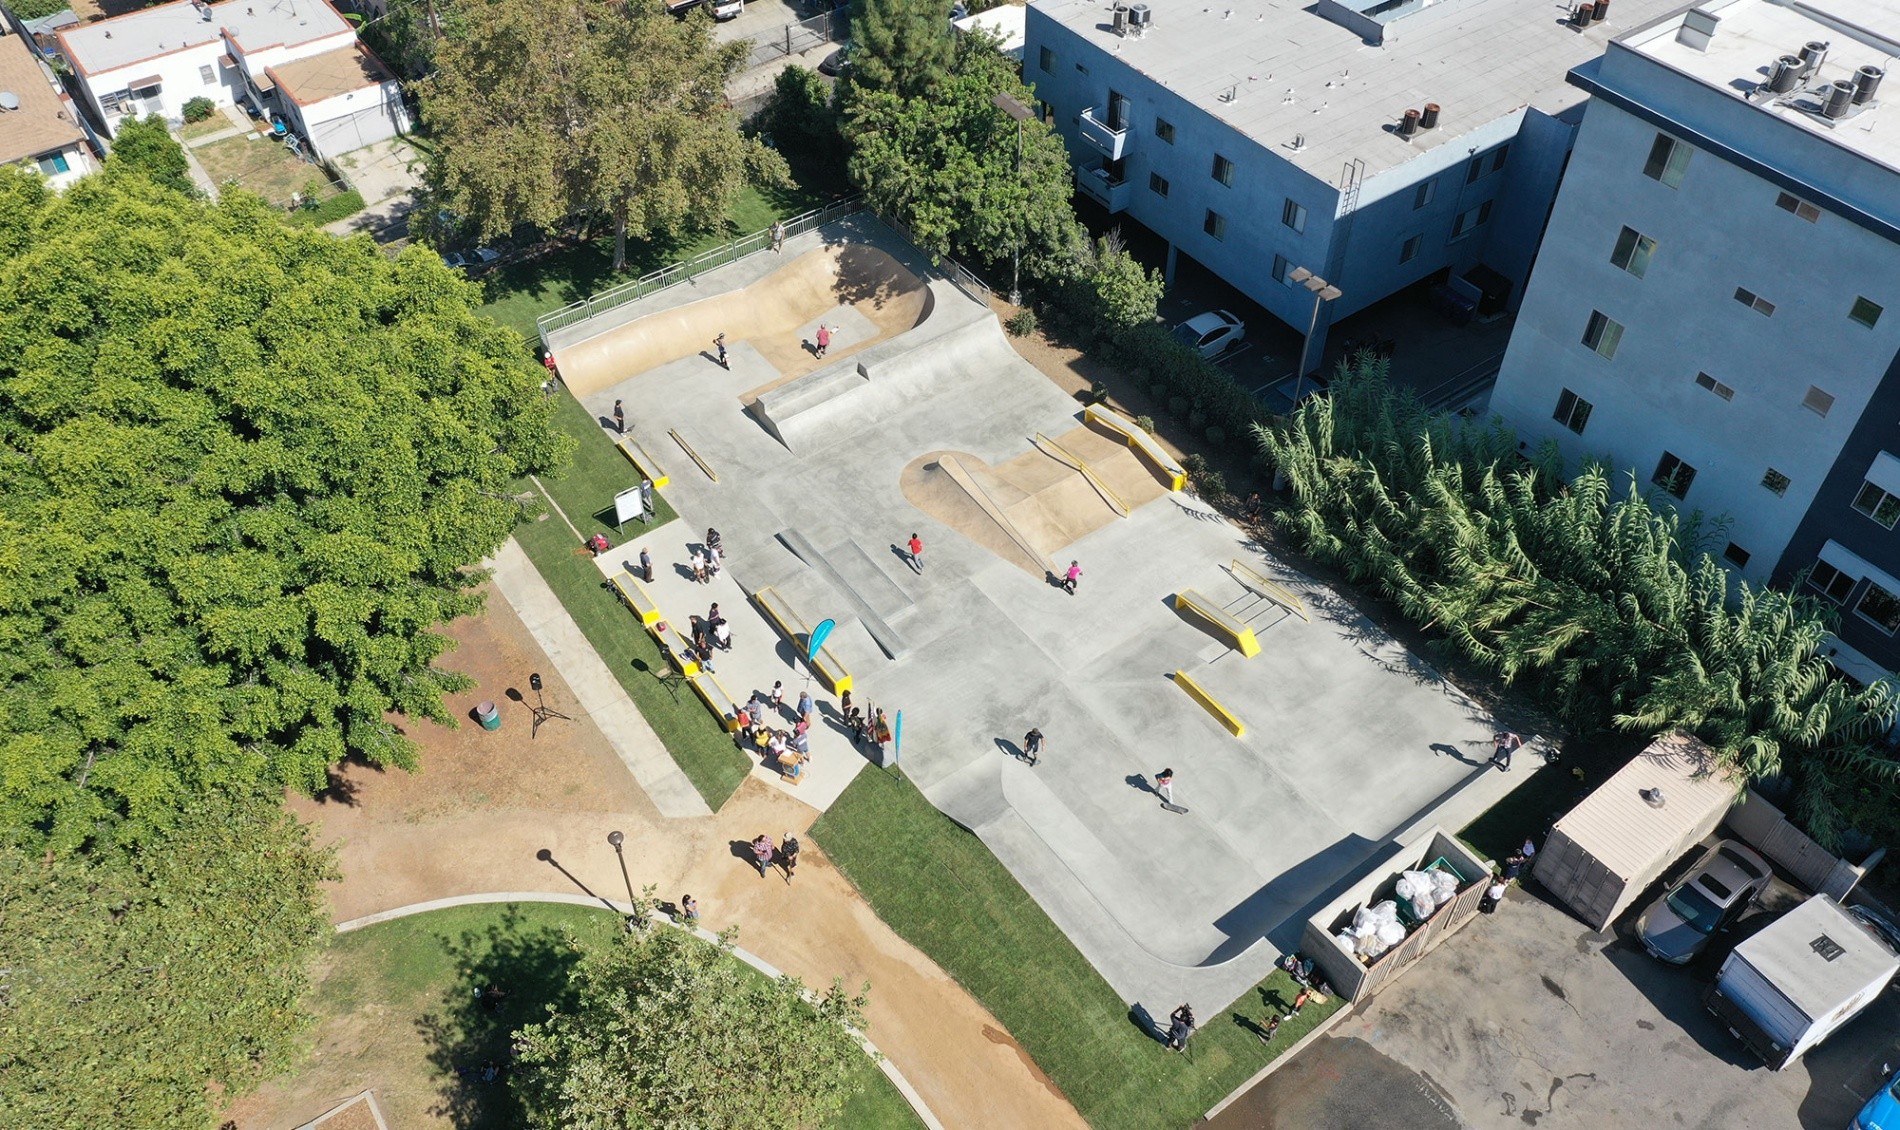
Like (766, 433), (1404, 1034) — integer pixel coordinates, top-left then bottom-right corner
(1075, 166), (1131, 213)
(1078, 106), (1128, 160)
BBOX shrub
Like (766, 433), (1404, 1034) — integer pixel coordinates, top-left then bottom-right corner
(1182, 452), (1209, 478)
(182, 97), (216, 124)
(1149, 379), (1171, 403)
(1206, 425), (1227, 448)
(1188, 407), (1207, 431)
(1199, 469), (1228, 501)
(1168, 396), (1189, 420)
(1136, 415), (1156, 434)
(287, 190), (365, 227)
(1086, 382), (1110, 406)
(1005, 308), (1038, 337)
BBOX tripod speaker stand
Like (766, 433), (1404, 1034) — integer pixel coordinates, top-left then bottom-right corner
(528, 672), (570, 739)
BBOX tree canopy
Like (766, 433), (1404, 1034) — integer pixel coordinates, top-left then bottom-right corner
(420, 0), (787, 269)
(1260, 365), (1900, 844)
(844, 35), (1078, 272)
(0, 167), (568, 849)
(0, 788), (335, 1129)
(844, 0), (954, 102)
(511, 925), (871, 1130)
(106, 116), (195, 196)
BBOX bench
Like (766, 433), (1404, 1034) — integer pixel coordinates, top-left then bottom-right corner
(1172, 669), (1246, 737)
(751, 586), (854, 695)
(1174, 588), (1261, 657)
(686, 670), (744, 732)
(616, 435), (670, 488)
(610, 569), (663, 626)
(1086, 403), (1188, 492)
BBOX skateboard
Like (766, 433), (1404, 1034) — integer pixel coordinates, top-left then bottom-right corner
(1160, 802), (1190, 814)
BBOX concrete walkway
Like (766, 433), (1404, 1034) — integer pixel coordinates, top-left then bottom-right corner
(488, 538), (711, 818)
(337, 891), (945, 1130)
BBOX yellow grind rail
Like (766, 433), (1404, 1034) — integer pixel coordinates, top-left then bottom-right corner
(669, 428), (719, 482)
(1228, 559), (1310, 623)
(1172, 670), (1245, 737)
(1033, 432), (1131, 517)
(751, 586), (854, 695)
(1084, 403), (1187, 491)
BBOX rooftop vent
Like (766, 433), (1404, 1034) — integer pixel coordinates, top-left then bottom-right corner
(1677, 6), (1720, 51)
(1824, 79), (1854, 119)
(1855, 65), (1883, 105)
(1768, 54), (1802, 94)
(1129, 3), (1151, 30)
(0, 91), (19, 112)
(1420, 102), (1440, 129)
(1398, 108), (1420, 138)
(1112, 3), (1127, 35)
(1800, 40), (1828, 77)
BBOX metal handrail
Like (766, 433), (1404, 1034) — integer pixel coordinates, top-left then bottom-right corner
(536, 195), (865, 338)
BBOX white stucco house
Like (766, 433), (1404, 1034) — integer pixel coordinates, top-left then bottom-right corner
(56, 0), (407, 163)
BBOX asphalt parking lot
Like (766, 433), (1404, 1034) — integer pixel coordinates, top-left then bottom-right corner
(1207, 876), (1900, 1129)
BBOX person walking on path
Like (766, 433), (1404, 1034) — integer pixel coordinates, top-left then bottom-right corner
(1166, 1004), (1196, 1051)
(796, 690), (814, 721)
(706, 543), (723, 578)
(613, 399), (625, 434)
(751, 834), (775, 878)
(815, 323), (832, 358)
(638, 547), (654, 584)
(1023, 727), (1044, 766)
(714, 332), (729, 370)
(689, 548), (708, 584)
(705, 527), (722, 559)
(770, 220), (786, 252)
(1491, 730), (1523, 772)
(907, 533), (924, 574)
(1155, 767), (1176, 808)
(1062, 560), (1082, 595)
(712, 619), (732, 651)
(681, 893), (700, 924)
(780, 833), (801, 883)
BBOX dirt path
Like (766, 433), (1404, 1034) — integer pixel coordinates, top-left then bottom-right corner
(229, 583), (1084, 1130)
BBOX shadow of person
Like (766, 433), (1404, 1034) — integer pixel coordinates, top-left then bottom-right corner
(1125, 773), (1156, 795)
(1128, 1002), (1168, 1045)
(1233, 1013), (1271, 1043)
(728, 840), (756, 866)
(889, 544), (910, 565)
(1258, 985), (1291, 1013)
(598, 416), (615, 431)
(673, 562), (697, 581)
(1429, 742), (1486, 768)
(995, 737), (1025, 761)
(804, 339), (818, 356)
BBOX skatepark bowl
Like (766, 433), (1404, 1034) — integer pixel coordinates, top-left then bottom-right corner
(553, 213), (1534, 1015)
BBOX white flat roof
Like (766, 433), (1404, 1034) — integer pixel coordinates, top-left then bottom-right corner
(1619, 0), (1900, 173)
(1548, 731), (1739, 883)
(59, 0), (349, 77)
(1732, 895), (1899, 1019)
(1030, 0), (1689, 182)
(957, 3), (1027, 56)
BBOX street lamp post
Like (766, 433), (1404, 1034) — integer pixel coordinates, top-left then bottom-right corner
(1288, 267), (1343, 405)
(992, 93), (1035, 307)
(606, 830), (637, 926)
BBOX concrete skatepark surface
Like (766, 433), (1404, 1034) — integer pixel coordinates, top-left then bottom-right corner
(555, 214), (1534, 1014)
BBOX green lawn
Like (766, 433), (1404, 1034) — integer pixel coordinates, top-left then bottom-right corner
(509, 392), (752, 808)
(477, 182), (832, 342)
(809, 769), (1342, 1130)
(318, 903), (921, 1129)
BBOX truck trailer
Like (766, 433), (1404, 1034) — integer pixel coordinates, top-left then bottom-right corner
(1704, 894), (1899, 1069)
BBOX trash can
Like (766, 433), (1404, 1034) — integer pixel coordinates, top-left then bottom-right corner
(476, 701), (501, 731)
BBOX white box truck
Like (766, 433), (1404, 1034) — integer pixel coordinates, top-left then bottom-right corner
(1704, 894), (1899, 1069)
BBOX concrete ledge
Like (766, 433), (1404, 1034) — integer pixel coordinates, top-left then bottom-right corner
(1172, 669), (1246, 736)
(610, 569), (663, 626)
(1086, 404), (1187, 491)
(687, 670), (744, 732)
(752, 585), (854, 695)
(616, 434), (670, 488)
(1174, 588), (1261, 657)
(753, 360), (870, 449)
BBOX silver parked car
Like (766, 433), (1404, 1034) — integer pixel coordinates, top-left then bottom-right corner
(1171, 309), (1246, 358)
(1636, 840), (1771, 964)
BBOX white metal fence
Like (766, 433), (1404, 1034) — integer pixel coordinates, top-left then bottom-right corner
(742, 8), (849, 70)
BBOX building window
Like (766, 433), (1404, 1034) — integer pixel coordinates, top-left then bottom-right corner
(1490, 145), (1510, 173)
(1803, 386), (1835, 417)
(1039, 46), (1053, 72)
(1149, 172), (1169, 198)
(1272, 254), (1290, 284)
(37, 153), (70, 175)
(1733, 287), (1776, 316)
(1762, 468), (1791, 496)
(1694, 372), (1735, 400)
(1851, 297), (1884, 328)
(199, 63), (215, 85)
(1652, 451), (1696, 499)
(1211, 154), (1234, 186)
(1775, 192), (1821, 222)
(1399, 234), (1422, 263)
(1853, 481), (1900, 528)
(1204, 210), (1226, 240)
(1037, 99), (1052, 121)
(1856, 583), (1900, 634)
(1643, 133), (1691, 188)
(1154, 118), (1174, 143)
(1281, 199), (1306, 233)
(1449, 201), (1491, 240)
(132, 82), (161, 99)
(1610, 226), (1656, 278)
(99, 89), (129, 112)
(1582, 310), (1623, 359)
(1724, 543), (1751, 568)
(1553, 389), (1593, 434)
(1808, 560), (1856, 602)
(1413, 179), (1435, 209)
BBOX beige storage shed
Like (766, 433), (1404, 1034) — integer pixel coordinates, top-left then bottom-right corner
(1532, 731), (1742, 931)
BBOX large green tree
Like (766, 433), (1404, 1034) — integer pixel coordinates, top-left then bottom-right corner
(844, 0), (954, 101)
(0, 788), (335, 1129)
(0, 167), (567, 848)
(106, 116), (194, 196)
(511, 925), (870, 1129)
(845, 36), (1078, 274)
(420, 0), (787, 269)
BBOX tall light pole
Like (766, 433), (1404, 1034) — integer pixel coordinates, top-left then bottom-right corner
(1288, 267), (1343, 405)
(992, 92), (1034, 307)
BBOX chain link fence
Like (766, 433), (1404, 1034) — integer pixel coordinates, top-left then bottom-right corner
(742, 7), (849, 70)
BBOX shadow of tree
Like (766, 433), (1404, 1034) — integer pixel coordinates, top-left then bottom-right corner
(415, 905), (589, 1129)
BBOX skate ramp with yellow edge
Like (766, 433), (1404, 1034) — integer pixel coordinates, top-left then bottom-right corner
(554, 243), (930, 397)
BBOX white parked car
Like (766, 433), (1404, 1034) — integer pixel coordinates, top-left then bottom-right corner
(1172, 309), (1246, 358)
(711, 0), (743, 18)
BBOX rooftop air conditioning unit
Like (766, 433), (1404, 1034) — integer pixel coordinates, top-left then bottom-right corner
(1129, 3), (1152, 28)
